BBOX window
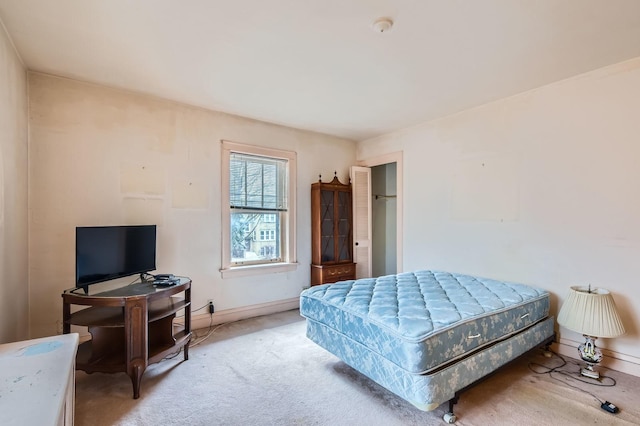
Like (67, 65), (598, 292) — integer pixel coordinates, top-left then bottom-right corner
(260, 246), (276, 257)
(221, 141), (297, 277)
(258, 230), (276, 241)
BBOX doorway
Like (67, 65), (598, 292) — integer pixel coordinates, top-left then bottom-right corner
(371, 163), (397, 277)
(355, 151), (402, 277)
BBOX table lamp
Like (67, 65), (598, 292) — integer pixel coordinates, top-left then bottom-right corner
(557, 285), (625, 379)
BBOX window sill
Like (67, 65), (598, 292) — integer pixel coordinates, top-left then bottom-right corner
(220, 262), (299, 279)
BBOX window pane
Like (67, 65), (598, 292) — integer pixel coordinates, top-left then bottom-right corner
(230, 153), (287, 211)
(231, 212), (281, 264)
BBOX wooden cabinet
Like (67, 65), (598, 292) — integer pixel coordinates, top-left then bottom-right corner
(311, 175), (355, 285)
(62, 278), (191, 399)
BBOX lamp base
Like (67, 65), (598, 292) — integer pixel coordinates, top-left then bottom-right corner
(578, 335), (603, 380)
(580, 365), (600, 380)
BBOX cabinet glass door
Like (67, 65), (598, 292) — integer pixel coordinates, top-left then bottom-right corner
(320, 190), (335, 262)
(337, 191), (352, 261)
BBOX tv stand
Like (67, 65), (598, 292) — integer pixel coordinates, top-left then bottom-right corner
(62, 277), (191, 399)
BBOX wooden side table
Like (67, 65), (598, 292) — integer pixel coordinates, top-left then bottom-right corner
(62, 278), (191, 398)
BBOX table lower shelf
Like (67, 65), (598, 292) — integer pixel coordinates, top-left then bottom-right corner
(76, 330), (191, 373)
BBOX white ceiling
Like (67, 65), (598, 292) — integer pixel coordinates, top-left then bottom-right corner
(1, 1), (640, 141)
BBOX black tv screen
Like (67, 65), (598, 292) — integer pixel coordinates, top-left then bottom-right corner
(76, 225), (157, 288)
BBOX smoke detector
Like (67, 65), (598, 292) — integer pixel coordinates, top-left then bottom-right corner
(372, 18), (393, 33)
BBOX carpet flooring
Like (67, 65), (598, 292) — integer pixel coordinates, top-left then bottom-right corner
(74, 309), (640, 425)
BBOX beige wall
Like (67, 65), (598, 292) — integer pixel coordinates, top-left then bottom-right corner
(358, 57), (640, 374)
(0, 22), (28, 343)
(28, 73), (356, 337)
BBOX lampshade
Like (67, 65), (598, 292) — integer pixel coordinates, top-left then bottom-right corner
(557, 286), (625, 338)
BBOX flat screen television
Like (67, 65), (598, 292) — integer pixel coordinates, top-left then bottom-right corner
(76, 225), (157, 292)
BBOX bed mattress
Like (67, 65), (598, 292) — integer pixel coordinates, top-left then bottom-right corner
(300, 270), (550, 376)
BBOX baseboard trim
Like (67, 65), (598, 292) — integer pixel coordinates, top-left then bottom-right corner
(183, 297), (300, 331)
(554, 337), (640, 378)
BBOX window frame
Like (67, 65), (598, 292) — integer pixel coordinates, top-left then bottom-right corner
(220, 140), (297, 278)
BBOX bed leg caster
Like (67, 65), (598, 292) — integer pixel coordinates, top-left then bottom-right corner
(444, 396), (458, 423)
(443, 412), (457, 424)
(542, 338), (554, 358)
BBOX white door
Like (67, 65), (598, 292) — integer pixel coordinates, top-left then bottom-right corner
(351, 166), (372, 279)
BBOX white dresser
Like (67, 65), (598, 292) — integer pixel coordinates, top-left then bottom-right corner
(0, 333), (79, 426)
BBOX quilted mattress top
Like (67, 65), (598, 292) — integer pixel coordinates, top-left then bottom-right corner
(300, 270), (550, 373)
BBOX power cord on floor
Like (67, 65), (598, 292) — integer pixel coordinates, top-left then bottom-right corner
(173, 302), (224, 346)
(189, 314), (226, 348)
(161, 324), (223, 360)
(162, 311), (228, 361)
(528, 349), (616, 406)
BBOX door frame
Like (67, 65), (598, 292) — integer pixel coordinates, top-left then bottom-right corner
(356, 151), (403, 273)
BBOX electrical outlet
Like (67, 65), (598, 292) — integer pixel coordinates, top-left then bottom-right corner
(207, 299), (215, 314)
(56, 320), (63, 335)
